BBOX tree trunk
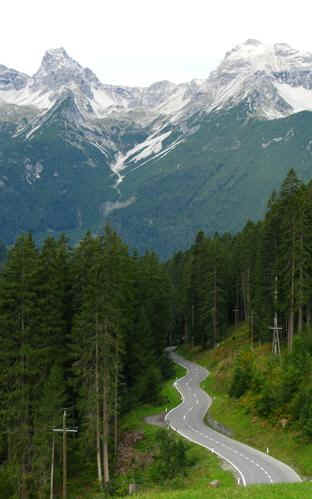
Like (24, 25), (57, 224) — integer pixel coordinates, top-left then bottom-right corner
(95, 312), (103, 487)
(184, 315), (188, 344)
(249, 310), (254, 348)
(288, 230), (296, 353)
(21, 265), (29, 499)
(241, 271), (247, 321)
(102, 366), (110, 484)
(212, 268), (218, 346)
(113, 339), (119, 457)
(50, 435), (55, 499)
(298, 305), (303, 333)
(102, 323), (110, 484)
(297, 232), (304, 333)
(307, 304), (311, 327)
(246, 268), (251, 322)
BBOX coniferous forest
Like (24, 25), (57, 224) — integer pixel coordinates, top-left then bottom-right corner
(0, 226), (172, 497)
(1, 169), (312, 497)
(168, 169), (312, 441)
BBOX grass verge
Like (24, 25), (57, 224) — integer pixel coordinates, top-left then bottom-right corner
(122, 481), (312, 499)
(117, 362), (235, 497)
(119, 326), (312, 498)
(179, 325), (312, 480)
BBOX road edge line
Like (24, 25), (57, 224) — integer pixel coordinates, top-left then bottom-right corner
(165, 354), (247, 487)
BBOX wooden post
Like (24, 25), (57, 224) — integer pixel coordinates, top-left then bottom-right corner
(52, 413), (77, 499)
(63, 410), (67, 499)
(50, 434), (55, 499)
(129, 483), (137, 495)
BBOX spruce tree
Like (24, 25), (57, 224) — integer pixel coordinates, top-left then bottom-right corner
(0, 234), (40, 497)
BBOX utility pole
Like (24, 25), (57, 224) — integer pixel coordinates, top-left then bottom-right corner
(270, 313), (282, 356)
(269, 276), (282, 357)
(50, 434), (55, 499)
(52, 410), (78, 499)
(63, 410), (67, 499)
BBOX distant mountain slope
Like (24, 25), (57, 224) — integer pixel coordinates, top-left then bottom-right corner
(110, 106), (312, 256)
(1, 40), (312, 255)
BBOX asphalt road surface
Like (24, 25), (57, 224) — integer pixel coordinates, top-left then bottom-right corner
(165, 351), (301, 486)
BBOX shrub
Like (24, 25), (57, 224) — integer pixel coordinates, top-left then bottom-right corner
(229, 351), (254, 398)
(150, 429), (190, 481)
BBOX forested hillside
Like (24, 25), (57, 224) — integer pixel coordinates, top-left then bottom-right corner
(0, 227), (172, 498)
(168, 168), (312, 351)
(1, 168), (312, 498)
(168, 168), (312, 441)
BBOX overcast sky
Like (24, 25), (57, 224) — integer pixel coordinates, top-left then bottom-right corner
(1, 0), (312, 87)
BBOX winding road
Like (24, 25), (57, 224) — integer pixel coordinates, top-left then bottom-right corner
(165, 351), (301, 486)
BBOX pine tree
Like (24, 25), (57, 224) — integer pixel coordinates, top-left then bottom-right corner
(0, 234), (40, 497)
(279, 170), (304, 352)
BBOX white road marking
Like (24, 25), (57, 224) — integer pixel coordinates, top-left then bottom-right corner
(165, 353), (279, 487)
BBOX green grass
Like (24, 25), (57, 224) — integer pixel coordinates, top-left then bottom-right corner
(178, 326), (312, 479)
(113, 363), (235, 497)
(95, 327), (312, 498)
(120, 364), (186, 432)
(121, 482), (312, 498)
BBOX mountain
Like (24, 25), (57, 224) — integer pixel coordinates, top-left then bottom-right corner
(1, 41), (312, 256)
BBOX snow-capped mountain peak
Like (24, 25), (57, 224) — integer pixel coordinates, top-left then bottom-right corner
(39, 47), (72, 68)
(206, 39), (312, 118)
(1, 40), (312, 126)
(221, 39), (312, 74)
(33, 47), (93, 91)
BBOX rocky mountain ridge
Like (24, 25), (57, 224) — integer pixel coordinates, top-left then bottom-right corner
(2, 41), (312, 120)
(1, 41), (312, 255)
(2, 40), (312, 173)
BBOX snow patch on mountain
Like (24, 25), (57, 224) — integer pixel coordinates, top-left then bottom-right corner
(102, 196), (136, 215)
(129, 136), (185, 170)
(0, 87), (53, 109)
(89, 88), (117, 116)
(156, 86), (190, 116)
(127, 130), (172, 162)
(109, 127), (185, 188)
(261, 128), (295, 149)
(274, 83), (312, 113)
(110, 129), (172, 185)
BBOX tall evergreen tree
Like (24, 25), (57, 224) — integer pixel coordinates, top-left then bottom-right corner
(0, 234), (40, 498)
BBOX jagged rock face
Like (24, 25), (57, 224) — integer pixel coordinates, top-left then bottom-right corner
(274, 70), (312, 89)
(2, 40), (312, 121)
(31, 48), (101, 99)
(219, 39), (312, 75)
(205, 40), (312, 117)
(0, 65), (29, 91)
